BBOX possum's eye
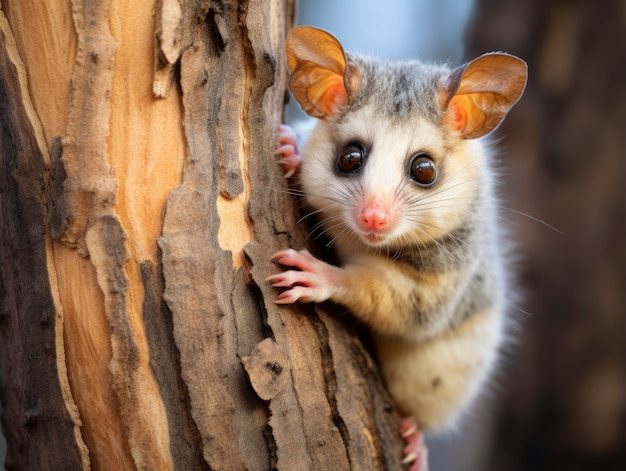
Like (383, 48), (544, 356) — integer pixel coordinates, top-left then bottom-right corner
(409, 154), (437, 187)
(337, 143), (365, 174)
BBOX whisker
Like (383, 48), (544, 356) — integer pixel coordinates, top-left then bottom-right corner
(405, 177), (476, 207)
(498, 206), (565, 235)
(296, 208), (325, 226)
(508, 300), (534, 317)
(324, 224), (352, 249)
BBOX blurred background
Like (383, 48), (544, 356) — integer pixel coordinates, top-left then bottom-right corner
(294, 0), (626, 470)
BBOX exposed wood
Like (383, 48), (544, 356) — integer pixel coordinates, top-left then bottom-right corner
(0, 11), (87, 471)
(0, 0), (405, 470)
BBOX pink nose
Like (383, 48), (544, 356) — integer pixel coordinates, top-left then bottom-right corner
(360, 201), (389, 230)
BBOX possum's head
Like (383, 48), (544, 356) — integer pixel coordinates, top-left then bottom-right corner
(286, 26), (527, 251)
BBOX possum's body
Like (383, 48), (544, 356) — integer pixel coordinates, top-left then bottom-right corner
(270, 25), (527, 470)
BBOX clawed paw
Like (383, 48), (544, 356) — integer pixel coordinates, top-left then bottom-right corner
(267, 249), (343, 304)
(400, 416), (429, 471)
(275, 125), (302, 178)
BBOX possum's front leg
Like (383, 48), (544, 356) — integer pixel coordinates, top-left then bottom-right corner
(268, 248), (434, 337)
(268, 247), (433, 471)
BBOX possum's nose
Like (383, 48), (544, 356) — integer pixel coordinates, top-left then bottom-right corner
(360, 200), (390, 231)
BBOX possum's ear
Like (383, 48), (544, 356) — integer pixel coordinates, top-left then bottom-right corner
(286, 26), (361, 120)
(439, 53), (527, 139)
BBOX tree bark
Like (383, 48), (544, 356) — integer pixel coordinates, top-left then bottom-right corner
(0, 1), (403, 470)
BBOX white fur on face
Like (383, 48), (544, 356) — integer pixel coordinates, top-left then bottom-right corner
(300, 103), (487, 255)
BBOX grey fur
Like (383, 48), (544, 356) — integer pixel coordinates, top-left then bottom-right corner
(343, 55), (450, 124)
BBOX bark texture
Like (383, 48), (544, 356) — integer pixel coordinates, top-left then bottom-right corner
(0, 0), (403, 470)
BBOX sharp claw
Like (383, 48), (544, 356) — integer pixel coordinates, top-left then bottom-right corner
(401, 422), (418, 438)
(269, 249), (292, 261)
(265, 274), (281, 285)
(402, 452), (417, 465)
(274, 144), (295, 156)
(274, 297), (295, 305)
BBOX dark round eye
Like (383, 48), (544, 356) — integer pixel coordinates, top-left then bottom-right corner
(337, 143), (365, 174)
(409, 154), (437, 187)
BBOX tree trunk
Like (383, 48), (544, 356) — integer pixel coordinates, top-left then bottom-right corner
(0, 1), (403, 470)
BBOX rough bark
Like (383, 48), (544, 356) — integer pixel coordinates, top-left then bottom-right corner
(0, 1), (403, 470)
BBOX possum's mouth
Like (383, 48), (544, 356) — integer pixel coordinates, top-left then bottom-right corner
(360, 231), (390, 246)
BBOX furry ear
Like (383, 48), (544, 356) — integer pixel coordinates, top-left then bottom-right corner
(439, 53), (527, 139)
(286, 26), (361, 120)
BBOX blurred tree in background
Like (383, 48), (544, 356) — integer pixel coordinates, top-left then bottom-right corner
(466, 0), (626, 469)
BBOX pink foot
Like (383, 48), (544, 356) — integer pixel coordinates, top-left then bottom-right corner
(267, 248), (343, 304)
(275, 124), (302, 178)
(399, 416), (429, 471)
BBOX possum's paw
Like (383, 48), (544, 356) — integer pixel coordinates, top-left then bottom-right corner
(400, 416), (429, 471)
(275, 125), (302, 178)
(267, 249), (344, 304)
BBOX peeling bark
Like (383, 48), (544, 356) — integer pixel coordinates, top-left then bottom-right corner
(0, 1), (404, 470)
(0, 8), (87, 470)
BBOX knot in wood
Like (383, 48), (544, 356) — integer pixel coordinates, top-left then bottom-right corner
(241, 338), (290, 401)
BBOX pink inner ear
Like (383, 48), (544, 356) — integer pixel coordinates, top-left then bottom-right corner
(446, 96), (468, 133)
(319, 77), (348, 117)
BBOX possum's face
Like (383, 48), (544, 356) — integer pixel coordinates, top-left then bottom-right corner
(286, 29), (524, 254)
(299, 103), (487, 252)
